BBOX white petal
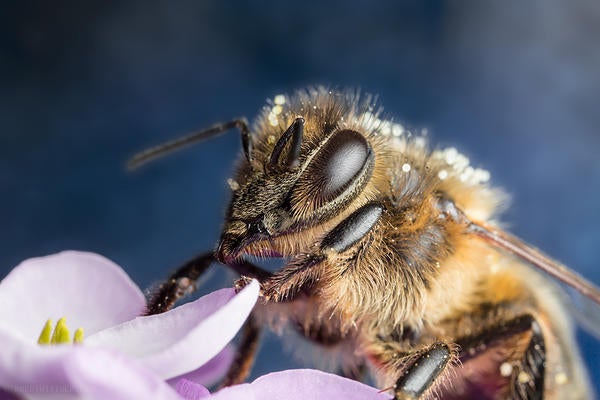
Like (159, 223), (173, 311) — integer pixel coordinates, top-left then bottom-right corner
(87, 281), (259, 379)
(0, 328), (73, 390)
(64, 348), (182, 400)
(0, 251), (145, 341)
(208, 369), (392, 400)
(168, 345), (234, 388)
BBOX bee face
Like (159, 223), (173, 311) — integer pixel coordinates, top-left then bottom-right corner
(217, 169), (297, 262)
(217, 114), (376, 263)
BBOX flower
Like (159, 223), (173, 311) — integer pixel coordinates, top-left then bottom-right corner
(0, 251), (259, 399)
(204, 369), (392, 400)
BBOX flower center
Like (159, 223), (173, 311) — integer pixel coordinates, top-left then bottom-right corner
(37, 317), (84, 345)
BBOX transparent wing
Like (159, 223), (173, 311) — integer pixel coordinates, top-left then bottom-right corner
(465, 219), (600, 338)
(566, 285), (600, 339)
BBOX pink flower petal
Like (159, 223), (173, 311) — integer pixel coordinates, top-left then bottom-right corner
(208, 369), (393, 400)
(0, 387), (20, 400)
(0, 251), (145, 341)
(169, 345), (234, 388)
(0, 325), (181, 400)
(86, 280), (259, 379)
(0, 329), (73, 392)
(64, 348), (182, 400)
(173, 379), (210, 400)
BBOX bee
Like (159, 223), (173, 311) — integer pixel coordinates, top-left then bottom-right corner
(129, 88), (599, 399)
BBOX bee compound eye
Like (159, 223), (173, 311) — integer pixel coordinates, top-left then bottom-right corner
(305, 129), (373, 204)
(320, 203), (383, 253)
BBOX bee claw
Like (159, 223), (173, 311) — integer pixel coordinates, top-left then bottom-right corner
(234, 276), (272, 300)
(234, 276), (255, 294)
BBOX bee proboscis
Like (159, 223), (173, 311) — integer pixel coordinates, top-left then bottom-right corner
(130, 88), (598, 399)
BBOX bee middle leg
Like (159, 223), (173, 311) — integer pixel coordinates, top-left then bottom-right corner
(220, 313), (262, 387)
(368, 339), (458, 400)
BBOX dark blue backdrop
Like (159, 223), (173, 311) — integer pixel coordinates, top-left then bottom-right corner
(2, 0), (599, 394)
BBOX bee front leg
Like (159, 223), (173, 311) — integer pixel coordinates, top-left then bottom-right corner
(260, 202), (385, 303)
(146, 252), (272, 314)
(146, 252), (215, 315)
(147, 255), (269, 386)
(259, 255), (325, 303)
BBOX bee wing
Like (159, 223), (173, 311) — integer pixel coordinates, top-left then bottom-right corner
(468, 220), (600, 306)
(468, 221), (600, 337)
(566, 286), (600, 339)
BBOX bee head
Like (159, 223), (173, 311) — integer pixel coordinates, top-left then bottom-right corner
(217, 117), (375, 263)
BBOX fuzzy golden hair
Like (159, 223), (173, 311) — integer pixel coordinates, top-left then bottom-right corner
(221, 88), (590, 398)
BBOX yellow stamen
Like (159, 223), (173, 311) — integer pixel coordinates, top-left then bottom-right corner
(73, 328), (84, 344)
(50, 318), (70, 344)
(38, 317), (84, 345)
(37, 319), (53, 345)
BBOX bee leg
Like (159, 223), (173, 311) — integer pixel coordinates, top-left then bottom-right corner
(342, 363), (366, 381)
(220, 313), (261, 387)
(146, 252), (272, 315)
(456, 314), (545, 399)
(261, 203), (385, 303)
(145, 253), (215, 315)
(392, 342), (456, 400)
(261, 255), (325, 302)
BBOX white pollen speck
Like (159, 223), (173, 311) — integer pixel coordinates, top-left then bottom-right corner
(518, 372), (531, 383)
(402, 163), (411, 172)
(444, 147), (458, 164)
(227, 178), (240, 191)
(454, 154), (470, 170)
(474, 168), (491, 183)
(392, 124), (404, 137)
(274, 95), (286, 105)
(460, 166), (474, 182)
(414, 137), (426, 148)
(268, 112), (279, 126)
(381, 122), (392, 136)
(267, 135), (276, 144)
(313, 105), (317, 110)
(555, 372), (568, 385)
(499, 362), (513, 377)
(438, 170), (448, 180)
(272, 105), (283, 115)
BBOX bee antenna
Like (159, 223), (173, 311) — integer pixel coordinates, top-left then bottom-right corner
(268, 117), (304, 169)
(127, 118), (252, 170)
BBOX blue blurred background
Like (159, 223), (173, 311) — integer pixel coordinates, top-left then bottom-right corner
(1, 0), (599, 393)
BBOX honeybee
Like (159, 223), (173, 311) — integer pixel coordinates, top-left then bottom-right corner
(129, 88), (599, 399)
